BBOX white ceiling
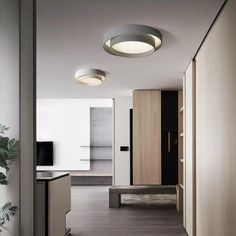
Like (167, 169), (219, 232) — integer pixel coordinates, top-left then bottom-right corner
(37, 0), (224, 98)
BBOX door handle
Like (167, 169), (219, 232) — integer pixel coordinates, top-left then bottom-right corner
(168, 131), (171, 153)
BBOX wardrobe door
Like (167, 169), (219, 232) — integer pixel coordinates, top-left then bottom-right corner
(161, 91), (178, 185)
(133, 90), (161, 185)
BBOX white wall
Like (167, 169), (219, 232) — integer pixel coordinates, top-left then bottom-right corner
(114, 98), (132, 185)
(195, 1), (236, 235)
(0, 0), (19, 234)
(37, 99), (112, 171)
(37, 97), (133, 183)
(185, 61), (195, 236)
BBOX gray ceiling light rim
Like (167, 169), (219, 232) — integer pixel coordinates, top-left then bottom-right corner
(103, 24), (162, 58)
(103, 24), (162, 42)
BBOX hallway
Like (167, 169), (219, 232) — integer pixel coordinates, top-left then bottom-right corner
(67, 186), (187, 236)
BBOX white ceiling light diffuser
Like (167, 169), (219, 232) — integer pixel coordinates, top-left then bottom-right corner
(103, 24), (162, 58)
(75, 69), (106, 86)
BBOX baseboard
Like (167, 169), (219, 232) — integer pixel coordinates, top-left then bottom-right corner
(71, 176), (112, 185)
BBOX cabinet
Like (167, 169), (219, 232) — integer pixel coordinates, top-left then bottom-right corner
(36, 172), (71, 236)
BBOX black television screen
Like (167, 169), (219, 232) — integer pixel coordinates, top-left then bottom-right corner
(37, 141), (53, 166)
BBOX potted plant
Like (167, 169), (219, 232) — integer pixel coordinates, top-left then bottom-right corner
(0, 124), (18, 234)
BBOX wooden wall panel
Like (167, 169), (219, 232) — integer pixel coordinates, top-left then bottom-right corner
(141, 91), (161, 184)
(195, 1), (236, 235)
(133, 90), (161, 185)
(133, 91), (142, 184)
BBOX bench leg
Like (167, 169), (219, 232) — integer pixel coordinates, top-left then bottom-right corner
(109, 192), (121, 208)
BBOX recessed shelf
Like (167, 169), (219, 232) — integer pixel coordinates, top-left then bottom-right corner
(179, 107), (184, 113)
(178, 91), (184, 212)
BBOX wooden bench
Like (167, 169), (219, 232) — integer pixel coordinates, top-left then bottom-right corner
(109, 185), (177, 208)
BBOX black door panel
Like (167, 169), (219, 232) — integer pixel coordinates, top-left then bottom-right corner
(161, 91), (178, 185)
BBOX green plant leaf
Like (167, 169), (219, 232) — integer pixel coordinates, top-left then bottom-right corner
(0, 125), (9, 134)
(0, 125), (19, 185)
(7, 139), (19, 160)
(0, 137), (9, 149)
(0, 158), (8, 171)
(0, 173), (7, 185)
(0, 202), (17, 231)
(0, 136), (9, 168)
(0, 135), (19, 171)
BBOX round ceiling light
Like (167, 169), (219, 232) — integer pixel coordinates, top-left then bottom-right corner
(103, 24), (162, 58)
(75, 69), (106, 86)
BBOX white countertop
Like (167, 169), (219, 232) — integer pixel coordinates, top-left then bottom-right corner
(37, 171), (70, 181)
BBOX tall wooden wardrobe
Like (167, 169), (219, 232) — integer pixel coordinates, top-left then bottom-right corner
(133, 90), (178, 185)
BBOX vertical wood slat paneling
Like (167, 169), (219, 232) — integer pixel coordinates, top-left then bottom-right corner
(195, 1), (236, 235)
(133, 90), (161, 185)
(133, 91), (142, 184)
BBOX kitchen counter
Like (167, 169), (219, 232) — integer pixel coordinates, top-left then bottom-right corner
(37, 171), (70, 181)
(36, 171), (71, 236)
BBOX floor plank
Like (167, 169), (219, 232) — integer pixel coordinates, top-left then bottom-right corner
(67, 186), (187, 236)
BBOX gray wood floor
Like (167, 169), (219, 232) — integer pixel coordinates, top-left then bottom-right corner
(67, 186), (187, 236)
